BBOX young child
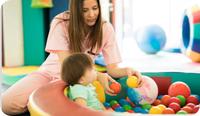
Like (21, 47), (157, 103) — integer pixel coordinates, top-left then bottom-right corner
(61, 53), (105, 110)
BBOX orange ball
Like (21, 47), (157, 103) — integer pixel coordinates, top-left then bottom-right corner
(161, 95), (171, 106)
(109, 83), (121, 94)
(162, 108), (175, 114)
(181, 106), (193, 113)
(153, 99), (161, 106)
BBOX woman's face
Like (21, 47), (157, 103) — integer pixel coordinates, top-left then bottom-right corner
(83, 0), (99, 27)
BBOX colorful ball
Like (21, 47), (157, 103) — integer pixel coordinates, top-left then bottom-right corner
(168, 81), (191, 98)
(127, 76), (158, 105)
(181, 106), (193, 113)
(193, 105), (200, 113)
(176, 95), (186, 106)
(161, 95), (171, 106)
(176, 110), (188, 114)
(153, 99), (161, 106)
(168, 102), (181, 113)
(169, 97), (181, 105)
(136, 24), (166, 54)
(141, 103), (152, 110)
(109, 82), (121, 94)
(149, 106), (162, 114)
(126, 76), (138, 88)
(186, 95), (199, 105)
(162, 108), (175, 114)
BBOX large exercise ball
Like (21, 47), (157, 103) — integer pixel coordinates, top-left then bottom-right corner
(136, 25), (166, 54)
(127, 76), (158, 105)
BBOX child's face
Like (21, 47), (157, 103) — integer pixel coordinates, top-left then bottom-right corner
(81, 67), (97, 84)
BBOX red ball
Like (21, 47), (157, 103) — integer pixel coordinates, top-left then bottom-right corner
(161, 95), (171, 106)
(169, 97), (181, 105)
(162, 108), (175, 114)
(153, 99), (161, 106)
(181, 106), (193, 113)
(168, 82), (191, 98)
(193, 105), (200, 113)
(186, 103), (196, 109)
(186, 95), (199, 105)
(109, 83), (121, 94)
(168, 102), (181, 113)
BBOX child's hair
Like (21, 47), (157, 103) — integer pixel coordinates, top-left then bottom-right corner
(61, 53), (93, 85)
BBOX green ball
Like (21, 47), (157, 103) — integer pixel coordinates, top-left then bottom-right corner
(176, 95), (186, 106)
(110, 100), (118, 106)
(176, 110), (187, 114)
(141, 103), (152, 110)
(123, 105), (132, 111)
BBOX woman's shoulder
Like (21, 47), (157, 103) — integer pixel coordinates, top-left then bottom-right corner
(54, 11), (70, 21)
(102, 21), (114, 31)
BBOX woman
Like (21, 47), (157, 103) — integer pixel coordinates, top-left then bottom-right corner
(2, 0), (142, 115)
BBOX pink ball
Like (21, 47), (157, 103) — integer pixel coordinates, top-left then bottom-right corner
(186, 95), (199, 105)
(168, 82), (191, 98)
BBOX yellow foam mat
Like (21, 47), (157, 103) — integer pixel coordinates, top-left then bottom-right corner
(2, 66), (39, 76)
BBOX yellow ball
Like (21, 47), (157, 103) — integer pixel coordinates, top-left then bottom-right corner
(149, 106), (162, 114)
(157, 104), (166, 112)
(126, 76), (138, 88)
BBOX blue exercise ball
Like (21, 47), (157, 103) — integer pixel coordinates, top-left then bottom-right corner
(136, 25), (166, 54)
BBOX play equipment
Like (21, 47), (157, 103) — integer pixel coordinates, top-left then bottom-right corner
(2, 66), (39, 85)
(109, 82), (121, 94)
(31, 0), (53, 8)
(127, 76), (158, 105)
(3, 0), (24, 67)
(181, 5), (200, 62)
(126, 76), (138, 88)
(168, 81), (191, 98)
(135, 24), (166, 54)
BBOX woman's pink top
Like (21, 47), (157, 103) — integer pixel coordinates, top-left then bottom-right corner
(39, 12), (122, 78)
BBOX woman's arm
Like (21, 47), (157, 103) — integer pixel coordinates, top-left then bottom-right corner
(56, 51), (72, 64)
(106, 63), (143, 86)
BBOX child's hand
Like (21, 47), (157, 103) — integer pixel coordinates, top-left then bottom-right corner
(126, 67), (143, 87)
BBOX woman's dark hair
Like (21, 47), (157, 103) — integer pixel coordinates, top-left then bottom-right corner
(68, 0), (103, 53)
(61, 53), (93, 85)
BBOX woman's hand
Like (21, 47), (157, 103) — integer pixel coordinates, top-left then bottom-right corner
(97, 72), (119, 96)
(126, 67), (143, 87)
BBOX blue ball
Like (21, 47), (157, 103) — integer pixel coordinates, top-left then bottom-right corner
(136, 25), (166, 54)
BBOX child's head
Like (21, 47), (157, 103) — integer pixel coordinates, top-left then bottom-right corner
(61, 53), (97, 85)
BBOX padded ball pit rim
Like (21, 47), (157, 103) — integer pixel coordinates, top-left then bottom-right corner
(182, 5), (200, 62)
(28, 80), (113, 116)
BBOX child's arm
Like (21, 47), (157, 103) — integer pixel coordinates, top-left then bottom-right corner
(74, 97), (87, 107)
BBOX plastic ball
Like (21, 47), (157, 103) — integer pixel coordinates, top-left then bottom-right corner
(126, 76), (138, 88)
(110, 100), (118, 106)
(186, 95), (199, 105)
(122, 105), (132, 111)
(162, 108), (175, 114)
(141, 103), (152, 110)
(111, 103), (120, 109)
(186, 103), (196, 109)
(169, 97), (181, 105)
(176, 110), (188, 114)
(153, 99), (161, 106)
(176, 95), (186, 106)
(127, 76), (158, 105)
(109, 82), (121, 94)
(181, 106), (193, 113)
(136, 24), (166, 54)
(161, 95), (171, 106)
(133, 107), (148, 114)
(193, 105), (200, 113)
(168, 81), (191, 98)
(114, 106), (125, 112)
(157, 104), (166, 112)
(149, 106), (162, 114)
(168, 102), (181, 113)
(103, 102), (110, 108)
(119, 99), (130, 106)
